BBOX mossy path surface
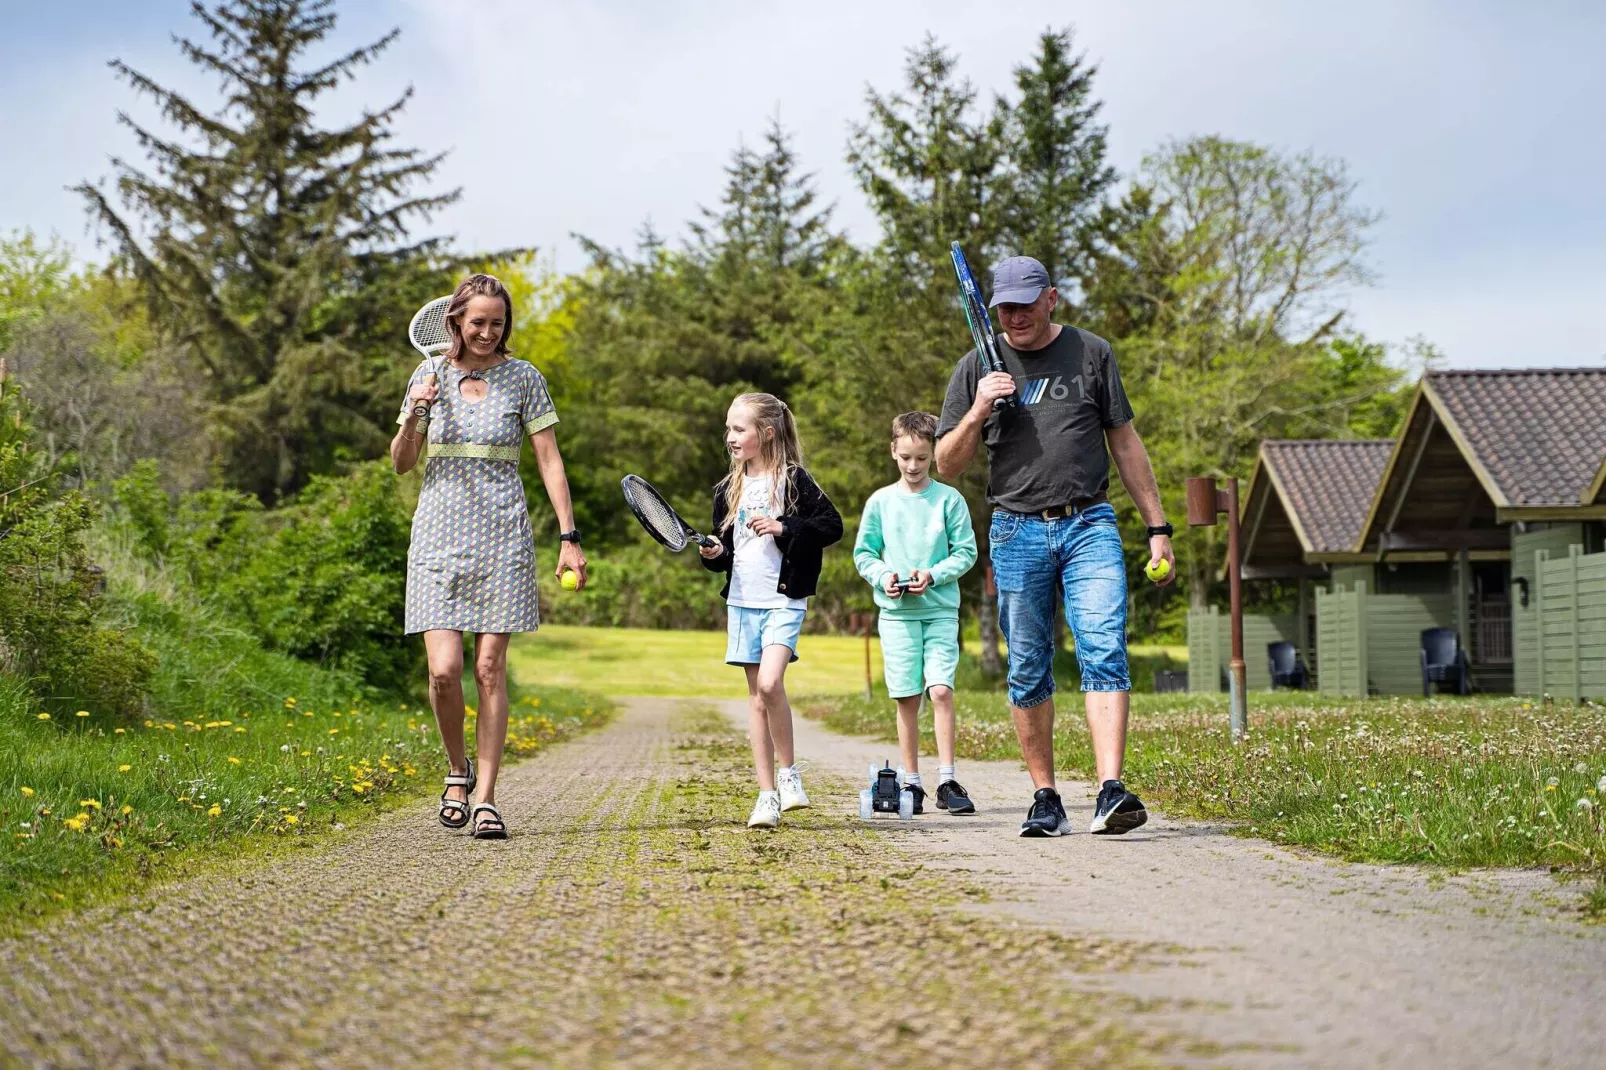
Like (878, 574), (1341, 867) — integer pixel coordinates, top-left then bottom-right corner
(1, 700), (1193, 1068)
(777, 701), (1606, 1069)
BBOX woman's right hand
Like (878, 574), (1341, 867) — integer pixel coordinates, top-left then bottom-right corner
(408, 379), (440, 410)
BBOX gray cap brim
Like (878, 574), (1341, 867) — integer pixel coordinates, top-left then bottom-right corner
(988, 285), (1045, 308)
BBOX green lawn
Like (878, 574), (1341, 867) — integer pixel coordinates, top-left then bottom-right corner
(509, 624), (1183, 699)
(509, 624), (887, 698)
(0, 591), (611, 929)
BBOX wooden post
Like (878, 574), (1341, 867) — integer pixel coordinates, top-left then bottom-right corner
(1186, 475), (1247, 740)
(1355, 581), (1369, 697)
(1535, 550), (1548, 697)
(1570, 545), (1582, 703)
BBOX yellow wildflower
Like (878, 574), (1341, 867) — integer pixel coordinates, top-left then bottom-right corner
(80, 799), (101, 810)
(300, 750), (311, 757)
(119, 764), (132, 772)
(63, 813), (90, 832)
(284, 697), (298, 708)
(76, 710), (90, 718)
(285, 814), (299, 825)
(36, 713), (50, 721)
(351, 783), (366, 794)
(227, 756), (242, 765)
(121, 805), (133, 816)
(144, 719), (154, 727)
(207, 803), (222, 817)
(114, 728), (126, 735)
(234, 727), (246, 733)
(328, 728), (339, 735)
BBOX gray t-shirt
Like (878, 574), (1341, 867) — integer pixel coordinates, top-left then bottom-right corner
(936, 325), (1134, 513)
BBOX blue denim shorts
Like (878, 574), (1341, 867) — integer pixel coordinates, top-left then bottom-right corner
(989, 502), (1130, 706)
(725, 605), (805, 665)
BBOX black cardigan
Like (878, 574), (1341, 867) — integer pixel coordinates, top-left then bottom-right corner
(699, 467), (844, 601)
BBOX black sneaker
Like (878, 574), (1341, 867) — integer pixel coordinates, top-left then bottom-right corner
(1090, 779), (1148, 835)
(1019, 787), (1070, 837)
(905, 782), (926, 815)
(935, 779), (976, 815)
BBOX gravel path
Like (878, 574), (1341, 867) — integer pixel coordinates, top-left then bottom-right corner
(1, 699), (1184, 1069)
(770, 700), (1606, 1069)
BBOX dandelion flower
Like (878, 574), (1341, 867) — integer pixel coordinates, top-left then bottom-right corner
(207, 803), (221, 817)
(80, 799), (101, 810)
(20, 786), (35, 797)
(227, 756), (242, 765)
(301, 751), (311, 757)
(120, 805), (133, 816)
(63, 813), (90, 831)
(1578, 798), (1595, 813)
(119, 764), (132, 772)
(36, 713), (49, 721)
(284, 697), (298, 708)
(114, 728), (125, 735)
(76, 711), (90, 718)
(285, 814), (298, 825)
(234, 727), (246, 733)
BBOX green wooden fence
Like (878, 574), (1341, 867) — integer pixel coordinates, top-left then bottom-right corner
(1513, 524), (1585, 696)
(1315, 582), (1455, 696)
(1531, 545), (1606, 700)
(1186, 607), (1300, 692)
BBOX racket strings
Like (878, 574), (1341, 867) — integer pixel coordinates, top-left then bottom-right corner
(409, 297), (452, 356)
(624, 479), (688, 551)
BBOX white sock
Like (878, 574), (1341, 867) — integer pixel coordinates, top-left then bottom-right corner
(759, 789), (779, 802)
(939, 765), (955, 785)
(778, 765), (797, 780)
(905, 771), (922, 787)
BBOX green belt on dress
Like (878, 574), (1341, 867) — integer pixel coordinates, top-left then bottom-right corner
(428, 443), (521, 463)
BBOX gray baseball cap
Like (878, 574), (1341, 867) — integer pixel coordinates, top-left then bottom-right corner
(989, 255), (1051, 307)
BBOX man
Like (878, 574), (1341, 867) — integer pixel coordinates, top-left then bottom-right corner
(936, 255), (1176, 838)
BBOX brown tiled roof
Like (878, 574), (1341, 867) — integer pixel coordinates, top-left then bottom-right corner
(1426, 368), (1606, 507)
(1262, 440), (1394, 554)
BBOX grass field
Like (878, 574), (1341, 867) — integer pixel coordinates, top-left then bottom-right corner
(806, 688), (1606, 877)
(509, 624), (1182, 698)
(0, 592), (611, 929)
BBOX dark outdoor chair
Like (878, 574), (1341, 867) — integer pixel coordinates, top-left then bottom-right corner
(1420, 627), (1470, 696)
(1153, 669), (1189, 693)
(1267, 641), (1309, 690)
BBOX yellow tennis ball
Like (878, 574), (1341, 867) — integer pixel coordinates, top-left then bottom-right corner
(1144, 558), (1172, 582)
(560, 569), (579, 591)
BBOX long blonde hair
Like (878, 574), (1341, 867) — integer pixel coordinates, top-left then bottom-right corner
(720, 392), (804, 532)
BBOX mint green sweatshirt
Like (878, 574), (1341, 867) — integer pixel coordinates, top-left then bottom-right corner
(853, 480), (977, 620)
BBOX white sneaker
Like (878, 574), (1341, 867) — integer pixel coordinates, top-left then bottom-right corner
(747, 792), (782, 829)
(777, 768), (810, 811)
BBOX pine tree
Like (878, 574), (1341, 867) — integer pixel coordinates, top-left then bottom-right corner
(1002, 27), (1116, 312)
(76, 0), (457, 503)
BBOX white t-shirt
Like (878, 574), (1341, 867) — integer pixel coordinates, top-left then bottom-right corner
(728, 474), (808, 610)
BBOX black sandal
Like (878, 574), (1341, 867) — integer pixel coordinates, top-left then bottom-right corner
(438, 757), (476, 829)
(470, 803), (507, 840)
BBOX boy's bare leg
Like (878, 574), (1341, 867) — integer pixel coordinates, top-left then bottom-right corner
(929, 685), (957, 770)
(894, 695), (922, 774)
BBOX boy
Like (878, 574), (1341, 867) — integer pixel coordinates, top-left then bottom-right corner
(853, 411), (979, 815)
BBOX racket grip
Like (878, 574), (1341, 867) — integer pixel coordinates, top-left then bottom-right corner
(697, 535), (719, 549)
(409, 373), (439, 420)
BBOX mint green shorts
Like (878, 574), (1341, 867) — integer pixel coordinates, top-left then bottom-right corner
(879, 615), (960, 699)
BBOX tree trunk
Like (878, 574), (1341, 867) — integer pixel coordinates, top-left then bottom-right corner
(980, 560), (1002, 676)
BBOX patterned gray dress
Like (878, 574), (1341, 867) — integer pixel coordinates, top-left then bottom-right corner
(398, 357), (558, 634)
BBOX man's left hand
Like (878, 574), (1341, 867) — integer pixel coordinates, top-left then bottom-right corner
(1147, 535), (1176, 587)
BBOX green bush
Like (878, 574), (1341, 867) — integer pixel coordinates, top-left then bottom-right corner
(112, 460), (416, 688)
(0, 385), (154, 717)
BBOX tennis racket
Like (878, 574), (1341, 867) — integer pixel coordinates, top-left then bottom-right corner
(406, 295), (453, 419)
(621, 475), (718, 553)
(949, 242), (1016, 412)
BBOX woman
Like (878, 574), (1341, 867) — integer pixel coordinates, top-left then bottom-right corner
(391, 273), (587, 840)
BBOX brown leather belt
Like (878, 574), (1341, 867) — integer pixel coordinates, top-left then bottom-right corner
(1023, 493), (1108, 520)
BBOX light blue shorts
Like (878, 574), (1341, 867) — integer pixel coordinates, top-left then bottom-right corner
(879, 615), (959, 699)
(725, 605), (805, 665)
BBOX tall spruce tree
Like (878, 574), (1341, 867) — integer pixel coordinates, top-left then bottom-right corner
(76, 0), (457, 503)
(1002, 27), (1115, 313)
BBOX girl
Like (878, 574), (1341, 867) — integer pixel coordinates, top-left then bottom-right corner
(391, 274), (588, 840)
(699, 393), (843, 828)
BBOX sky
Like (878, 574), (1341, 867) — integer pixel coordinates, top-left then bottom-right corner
(3, 0), (1604, 370)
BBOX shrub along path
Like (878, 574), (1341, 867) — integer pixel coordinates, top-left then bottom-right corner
(775, 700), (1606, 1069)
(0, 699), (1184, 1068)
